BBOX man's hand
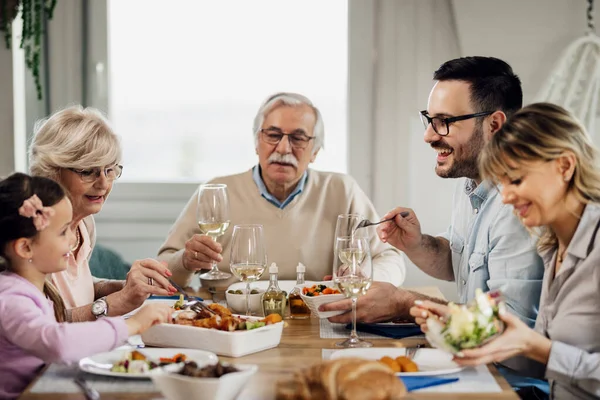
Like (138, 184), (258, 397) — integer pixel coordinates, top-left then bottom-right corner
(377, 207), (423, 253)
(182, 234), (223, 271)
(320, 282), (417, 324)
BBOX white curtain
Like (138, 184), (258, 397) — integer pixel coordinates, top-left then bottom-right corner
(348, 0), (461, 300)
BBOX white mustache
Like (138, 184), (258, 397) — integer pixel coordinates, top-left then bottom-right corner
(268, 153), (298, 168)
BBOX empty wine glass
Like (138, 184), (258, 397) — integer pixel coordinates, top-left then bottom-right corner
(333, 214), (367, 274)
(229, 224), (267, 316)
(197, 184), (232, 280)
(334, 235), (373, 348)
(334, 214), (366, 240)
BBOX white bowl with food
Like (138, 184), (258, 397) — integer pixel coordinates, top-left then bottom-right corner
(300, 282), (346, 319)
(151, 362), (258, 400)
(141, 303), (284, 357)
(426, 288), (506, 354)
(225, 287), (265, 315)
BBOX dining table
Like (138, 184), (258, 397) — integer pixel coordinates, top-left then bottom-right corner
(19, 285), (518, 400)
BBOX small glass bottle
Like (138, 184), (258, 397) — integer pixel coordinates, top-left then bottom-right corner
(289, 263), (310, 319)
(261, 262), (286, 318)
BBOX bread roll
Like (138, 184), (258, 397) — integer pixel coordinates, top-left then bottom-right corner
(276, 358), (406, 400)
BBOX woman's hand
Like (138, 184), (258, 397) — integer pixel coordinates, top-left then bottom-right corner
(182, 234), (223, 271)
(117, 259), (177, 309)
(452, 308), (549, 365)
(125, 303), (173, 335)
(409, 300), (450, 333)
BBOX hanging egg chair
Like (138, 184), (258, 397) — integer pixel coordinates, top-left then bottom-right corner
(536, 0), (600, 138)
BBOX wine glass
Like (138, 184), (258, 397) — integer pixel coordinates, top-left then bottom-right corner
(229, 224), (267, 316)
(197, 184), (232, 280)
(333, 214), (367, 272)
(334, 235), (373, 348)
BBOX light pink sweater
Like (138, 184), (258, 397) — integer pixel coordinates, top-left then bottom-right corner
(0, 272), (128, 399)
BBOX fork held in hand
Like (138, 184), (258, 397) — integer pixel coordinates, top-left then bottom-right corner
(167, 279), (216, 315)
(355, 211), (410, 231)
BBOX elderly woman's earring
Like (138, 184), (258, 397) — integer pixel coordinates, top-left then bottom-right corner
(28, 258), (33, 263)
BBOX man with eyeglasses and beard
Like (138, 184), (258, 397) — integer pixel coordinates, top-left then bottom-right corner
(158, 92), (406, 290)
(321, 57), (548, 399)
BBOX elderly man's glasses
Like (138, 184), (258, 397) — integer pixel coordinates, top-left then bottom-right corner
(419, 110), (493, 136)
(260, 128), (315, 149)
(68, 165), (123, 183)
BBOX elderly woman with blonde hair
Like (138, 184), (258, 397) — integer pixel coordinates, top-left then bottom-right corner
(29, 105), (176, 322)
(412, 103), (600, 399)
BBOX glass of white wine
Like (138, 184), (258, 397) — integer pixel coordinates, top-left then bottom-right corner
(334, 235), (373, 348)
(197, 183), (232, 280)
(229, 224), (267, 316)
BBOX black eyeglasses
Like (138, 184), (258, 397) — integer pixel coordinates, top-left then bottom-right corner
(260, 128), (315, 149)
(419, 110), (494, 136)
(67, 165), (123, 183)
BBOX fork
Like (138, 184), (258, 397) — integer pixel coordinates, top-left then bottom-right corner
(168, 279), (216, 315)
(405, 344), (423, 360)
(354, 211), (410, 231)
(74, 375), (100, 400)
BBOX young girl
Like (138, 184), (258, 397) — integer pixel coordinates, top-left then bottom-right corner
(0, 173), (173, 399)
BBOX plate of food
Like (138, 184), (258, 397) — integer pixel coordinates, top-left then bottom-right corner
(141, 303), (284, 357)
(425, 288), (505, 355)
(78, 348), (218, 378)
(329, 347), (463, 376)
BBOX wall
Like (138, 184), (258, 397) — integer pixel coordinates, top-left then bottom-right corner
(0, 45), (14, 176)
(452, 0), (600, 106)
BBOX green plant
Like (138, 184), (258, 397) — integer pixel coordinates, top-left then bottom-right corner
(0, 0), (57, 99)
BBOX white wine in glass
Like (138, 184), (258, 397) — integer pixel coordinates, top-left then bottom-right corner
(229, 224), (267, 316)
(334, 235), (373, 348)
(197, 184), (232, 280)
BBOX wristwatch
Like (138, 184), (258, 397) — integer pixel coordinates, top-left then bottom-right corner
(91, 296), (108, 318)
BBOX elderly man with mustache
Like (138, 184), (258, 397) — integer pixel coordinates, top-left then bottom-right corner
(158, 92), (406, 288)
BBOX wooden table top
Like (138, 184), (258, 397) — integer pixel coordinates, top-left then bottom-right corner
(20, 286), (518, 400)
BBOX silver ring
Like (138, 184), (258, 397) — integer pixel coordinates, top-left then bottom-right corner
(194, 251), (198, 259)
(148, 277), (154, 286)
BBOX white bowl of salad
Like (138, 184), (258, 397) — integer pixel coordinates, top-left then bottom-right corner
(425, 288), (505, 354)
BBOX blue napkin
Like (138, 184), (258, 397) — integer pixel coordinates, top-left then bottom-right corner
(401, 376), (459, 392)
(346, 322), (423, 339)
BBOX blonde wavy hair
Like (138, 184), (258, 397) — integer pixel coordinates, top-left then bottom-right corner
(479, 102), (600, 252)
(29, 105), (122, 179)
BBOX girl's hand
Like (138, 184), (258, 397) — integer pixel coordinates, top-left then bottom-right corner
(409, 300), (450, 332)
(452, 308), (541, 365)
(125, 303), (173, 336)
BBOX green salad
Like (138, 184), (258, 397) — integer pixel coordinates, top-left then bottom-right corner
(441, 288), (504, 351)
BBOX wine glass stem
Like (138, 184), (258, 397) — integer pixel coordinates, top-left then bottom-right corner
(208, 236), (219, 273)
(350, 296), (359, 340)
(245, 282), (251, 316)
(209, 261), (218, 273)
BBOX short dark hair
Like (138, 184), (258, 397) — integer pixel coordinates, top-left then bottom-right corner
(433, 56), (523, 117)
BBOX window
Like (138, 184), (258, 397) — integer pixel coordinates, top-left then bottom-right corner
(107, 0), (348, 182)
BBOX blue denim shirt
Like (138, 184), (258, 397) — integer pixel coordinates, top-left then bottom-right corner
(252, 165), (308, 209)
(441, 179), (544, 327)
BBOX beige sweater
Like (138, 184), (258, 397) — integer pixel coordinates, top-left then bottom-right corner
(158, 169), (406, 288)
